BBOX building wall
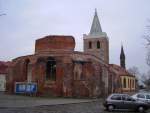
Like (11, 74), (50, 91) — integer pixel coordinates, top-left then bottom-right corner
(108, 64), (136, 94)
(108, 72), (122, 94)
(6, 35), (114, 97)
(35, 35), (75, 54)
(107, 73), (136, 94)
(121, 75), (135, 92)
(6, 51), (106, 97)
(83, 35), (109, 64)
(0, 74), (6, 91)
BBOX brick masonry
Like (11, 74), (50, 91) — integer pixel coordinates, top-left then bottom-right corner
(6, 35), (109, 98)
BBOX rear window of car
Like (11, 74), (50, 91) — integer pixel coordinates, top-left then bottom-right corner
(146, 95), (150, 99)
(111, 95), (122, 100)
(137, 94), (145, 99)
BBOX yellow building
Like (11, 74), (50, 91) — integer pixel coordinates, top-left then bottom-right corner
(121, 75), (136, 92)
(109, 64), (136, 93)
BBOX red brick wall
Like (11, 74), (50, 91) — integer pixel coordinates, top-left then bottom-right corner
(35, 35), (75, 54)
(6, 52), (105, 97)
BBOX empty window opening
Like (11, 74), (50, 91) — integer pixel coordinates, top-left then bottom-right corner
(46, 57), (56, 81)
(25, 59), (32, 82)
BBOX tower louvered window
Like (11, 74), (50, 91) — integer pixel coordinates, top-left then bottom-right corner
(97, 41), (100, 49)
(89, 41), (92, 49)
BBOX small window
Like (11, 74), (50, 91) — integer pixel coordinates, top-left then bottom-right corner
(137, 94), (145, 99)
(97, 41), (100, 49)
(111, 95), (122, 100)
(89, 41), (92, 49)
(123, 78), (126, 88)
(146, 95), (150, 99)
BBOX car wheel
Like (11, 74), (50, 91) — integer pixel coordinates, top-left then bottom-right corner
(138, 106), (145, 113)
(107, 105), (114, 111)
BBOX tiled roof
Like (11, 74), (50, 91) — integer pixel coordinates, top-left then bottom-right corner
(109, 64), (134, 77)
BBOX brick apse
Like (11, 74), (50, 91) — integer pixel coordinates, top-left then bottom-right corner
(6, 35), (109, 97)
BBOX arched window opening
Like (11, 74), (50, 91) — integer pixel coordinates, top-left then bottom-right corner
(132, 79), (135, 88)
(97, 41), (100, 49)
(25, 59), (32, 82)
(37, 57), (45, 63)
(46, 57), (56, 81)
(89, 41), (92, 49)
(130, 79), (132, 88)
(123, 78), (126, 88)
(128, 79), (130, 88)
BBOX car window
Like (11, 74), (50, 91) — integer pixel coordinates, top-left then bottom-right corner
(146, 95), (150, 99)
(126, 97), (133, 101)
(122, 95), (133, 101)
(111, 95), (122, 100)
(122, 96), (126, 100)
(137, 94), (145, 99)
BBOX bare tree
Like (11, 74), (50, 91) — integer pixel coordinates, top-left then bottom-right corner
(144, 19), (150, 66)
(141, 70), (150, 89)
(146, 49), (150, 66)
(144, 19), (150, 44)
(128, 66), (140, 87)
(128, 66), (140, 76)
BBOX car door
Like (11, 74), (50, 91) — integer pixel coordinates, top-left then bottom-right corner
(137, 94), (146, 101)
(122, 95), (135, 109)
(110, 94), (124, 109)
(146, 94), (150, 104)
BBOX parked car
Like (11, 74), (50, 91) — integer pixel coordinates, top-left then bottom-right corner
(103, 93), (149, 112)
(132, 93), (150, 104)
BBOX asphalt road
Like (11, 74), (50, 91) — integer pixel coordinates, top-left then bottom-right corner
(0, 92), (150, 113)
(0, 101), (150, 113)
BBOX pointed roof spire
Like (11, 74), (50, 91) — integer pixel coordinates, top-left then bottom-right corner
(120, 44), (126, 68)
(89, 8), (102, 36)
(120, 45), (125, 59)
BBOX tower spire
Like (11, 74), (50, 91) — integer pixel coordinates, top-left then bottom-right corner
(89, 9), (102, 36)
(120, 45), (126, 69)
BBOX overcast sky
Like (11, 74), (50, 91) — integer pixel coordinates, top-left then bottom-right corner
(0, 0), (150, 73)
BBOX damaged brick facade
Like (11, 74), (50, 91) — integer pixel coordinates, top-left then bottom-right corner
(6, 35), (109, 97)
